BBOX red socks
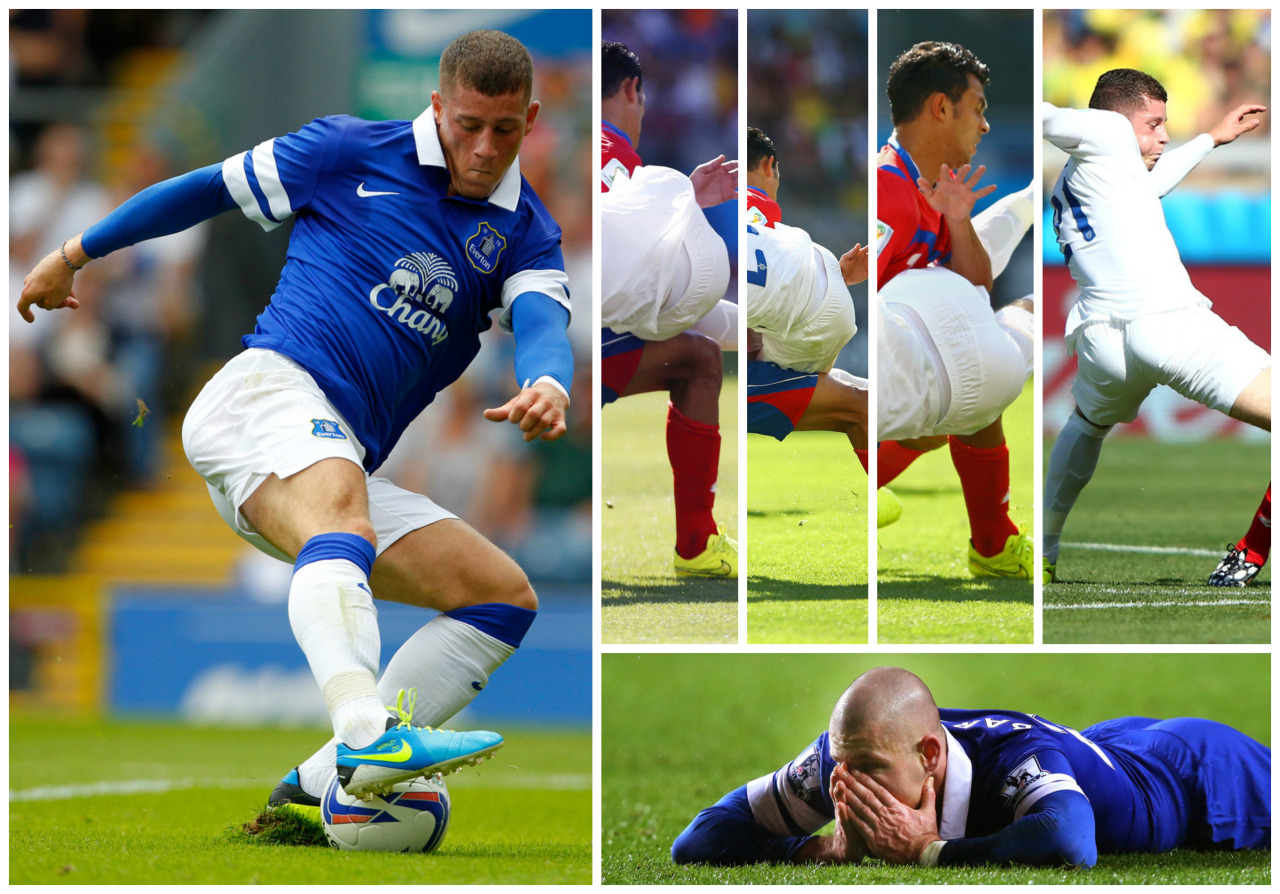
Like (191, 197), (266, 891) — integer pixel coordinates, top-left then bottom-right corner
(667, 402), (720, 560)
(949, 437), (1018, 557)
(1238, 484), (1271, 565)
(855, 449), (869, 474)
(878, 441), (927, 488)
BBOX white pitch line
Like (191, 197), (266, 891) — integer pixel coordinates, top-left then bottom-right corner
(1067, 542), (1220, 557)
(1045, 599), (1269, 611)
(10, 773), (591, 803)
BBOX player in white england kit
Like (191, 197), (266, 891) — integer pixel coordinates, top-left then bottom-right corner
(1042, 69), (1271, 586)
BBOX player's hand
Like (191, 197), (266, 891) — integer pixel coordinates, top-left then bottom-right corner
(1209, 104), (1267, 147)
(839, 767), (940, 865)
(690, 155), (738, 208)
(483, 380), (569, 442)
(840, 244), (869, 285)
(17, 237), (87, 323)
(917, 164), (996, 223)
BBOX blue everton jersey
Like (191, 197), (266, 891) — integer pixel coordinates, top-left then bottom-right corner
(742, 710), (1268, 857)
(220, 112), (570, 471)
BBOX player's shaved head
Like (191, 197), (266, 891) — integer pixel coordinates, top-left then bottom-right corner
(887, 41), (989, 125)
(440, 30), (534, 106)
(747, 126), (777, 172)
(602, 40), (643, 99)
(1088, 68), (1167, 116)
(829, 666), (941, 754)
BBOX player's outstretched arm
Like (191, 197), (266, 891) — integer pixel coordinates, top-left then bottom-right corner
(17, 234), (86, 322)
(690, 155), (739, 208)
(918, 164), (995, 291)
(1209, 104), (1267, 147)
(18, 162), (236, 323)
(671, 786), (843, 866)
(485, 291), (574, 442)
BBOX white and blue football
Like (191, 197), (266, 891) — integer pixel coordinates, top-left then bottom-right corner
(321, 774), (450, 853)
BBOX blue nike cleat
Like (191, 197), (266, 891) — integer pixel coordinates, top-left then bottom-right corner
(268, 766), (323, 824)
(335, 689), (503, 798)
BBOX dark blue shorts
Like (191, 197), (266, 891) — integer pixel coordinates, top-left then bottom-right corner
(747, 360), (818, 441)
(1086, 717), (1271, 851)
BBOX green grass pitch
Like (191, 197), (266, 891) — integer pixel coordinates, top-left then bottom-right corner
(747, 430), (868, 644)
(601, 652), (1270, 885)
(876, 380), (1034, 643)
(9, 718), (590, 884)
(1044, 436), (1270, 644)
(602, 372), (738, 644)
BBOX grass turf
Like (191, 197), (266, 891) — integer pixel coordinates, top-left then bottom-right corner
(602, 373), (738, 644)
(876, 380), (1034, 643)
(601, 652), (1270, 885)
(9, 718), (590, 884)
(748, 430), (868, 643)
(1044, 436), (1270, 644)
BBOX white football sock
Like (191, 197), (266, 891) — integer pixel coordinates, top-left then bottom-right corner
(296, 613), (518, 796)
(288, 557), (386, 749)
(1044, 412), (1109, 564)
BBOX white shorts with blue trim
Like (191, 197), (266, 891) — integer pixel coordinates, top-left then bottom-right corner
(181, 348), (456, 563)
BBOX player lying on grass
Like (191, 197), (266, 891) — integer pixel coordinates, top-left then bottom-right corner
(20, 31), (573, 815)
(1041, 69), (1272, 586)
(743, 127), (876, 521)
(876, 41), (1033, 579)
(671, 666), (1270, 868)
(599, 40), (738, 578)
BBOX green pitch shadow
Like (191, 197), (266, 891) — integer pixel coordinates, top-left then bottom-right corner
(747, 576), (868, 603)
(877, 576), (1032, 604)
(601, 576), (736, 608)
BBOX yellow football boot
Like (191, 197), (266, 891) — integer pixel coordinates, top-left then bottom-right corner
(674, 525), (738, 578)
(968, 528), (1033, 579)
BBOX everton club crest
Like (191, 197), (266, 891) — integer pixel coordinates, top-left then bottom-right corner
(465, 222), (506, 274)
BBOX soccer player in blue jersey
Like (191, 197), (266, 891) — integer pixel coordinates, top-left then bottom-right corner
(671, 666), (1269, 868)
(20, 30), (575, 814)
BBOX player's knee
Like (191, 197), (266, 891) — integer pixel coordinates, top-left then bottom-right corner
(680, 332), (724, 383)
(487, 562), (538, 612)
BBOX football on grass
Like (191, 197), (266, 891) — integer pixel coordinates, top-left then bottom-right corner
(321, 775), (450, 853)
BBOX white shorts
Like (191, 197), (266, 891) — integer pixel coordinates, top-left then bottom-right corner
(881, 266), (1033, 437)
(758, 248), (857, 374)
(1069, 305), (1271, 427)
(181, 348), (455, 563)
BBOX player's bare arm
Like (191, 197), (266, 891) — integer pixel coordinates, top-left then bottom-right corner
(841, 768), (940, 865)
(917, 163), (995, 291)
(690, 155), (739, 208)
(1209, 103), (1267, 147)
(16, 232), (89, 322)
(484, 380), (570, 442)
(840, 244), (869, 285)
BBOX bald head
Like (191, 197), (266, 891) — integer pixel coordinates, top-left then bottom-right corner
(829, 667), (941, 759)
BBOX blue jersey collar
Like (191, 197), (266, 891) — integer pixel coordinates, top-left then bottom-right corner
(939, 727), (972, 840)
(887, 132), (922, 184)
(412, 109), (522, 212)
(601, 119), (633, 147)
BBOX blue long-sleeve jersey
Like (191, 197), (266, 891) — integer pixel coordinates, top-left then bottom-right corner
(81, 112), (574, 471)
(672, 710), (1270, 867)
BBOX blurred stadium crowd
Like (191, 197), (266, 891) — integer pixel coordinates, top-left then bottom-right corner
(9, 10), (592, 585)
(1044, 9), (1272, 140)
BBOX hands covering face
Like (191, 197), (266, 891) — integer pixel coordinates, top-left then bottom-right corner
(830, 762), (941, 864)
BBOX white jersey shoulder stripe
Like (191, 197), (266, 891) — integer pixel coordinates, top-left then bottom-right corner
(497, 268), (571, 332)
(221, 152), (281, 232)
(250, 139), (294, 224)
(1012, 773), (1086, 821)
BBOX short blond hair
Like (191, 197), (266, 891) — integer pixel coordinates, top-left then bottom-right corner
(440, 30), (534, 105)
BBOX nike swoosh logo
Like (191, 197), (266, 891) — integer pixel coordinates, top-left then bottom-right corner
(357, 182), (400, 198)
(369, 739), (414, 763)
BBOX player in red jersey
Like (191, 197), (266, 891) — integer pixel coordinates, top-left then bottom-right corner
(745, 126), (873, 489)
(875, 41), (1031, 578)
(600, 40), (738, 577)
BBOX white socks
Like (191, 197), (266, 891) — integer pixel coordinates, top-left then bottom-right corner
(289, 534), (385, 750)
(296, 605), (534, 797)
(1044, 412), (1110, 564)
